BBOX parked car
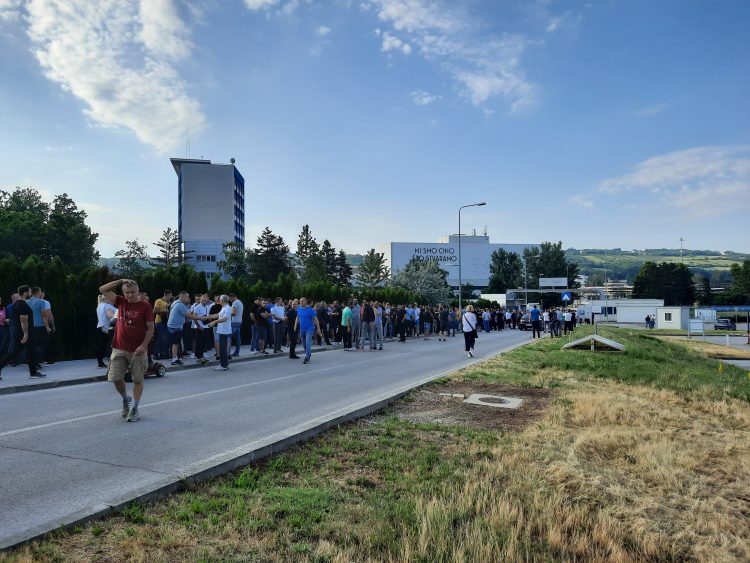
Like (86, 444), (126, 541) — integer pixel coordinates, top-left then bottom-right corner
(518, 313), (532, 330)
(714, 318), (736, 330)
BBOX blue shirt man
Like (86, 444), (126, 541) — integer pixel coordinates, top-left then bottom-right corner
(530, 306), (541, 322)
(294, 298), (320, 363)
(167, 301), (190, 329)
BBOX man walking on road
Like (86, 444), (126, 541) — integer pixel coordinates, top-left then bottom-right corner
(0, 285), (45, 380)
(286, 299), (300, 359)
(100, 279), (154, 422)
(530, 305), (542, 339)
(294, 297), (322, 364)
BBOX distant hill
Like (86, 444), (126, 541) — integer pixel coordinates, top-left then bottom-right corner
(566, 248), (750, 284)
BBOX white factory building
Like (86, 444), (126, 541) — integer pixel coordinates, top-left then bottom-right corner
(380, 235), (538, 288)
(170, 158), (245, 282)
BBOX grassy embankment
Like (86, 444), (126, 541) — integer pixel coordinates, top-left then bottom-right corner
(6, 327), (750, 562)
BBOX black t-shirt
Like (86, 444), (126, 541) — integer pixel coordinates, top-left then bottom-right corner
(249, 302), (259, 325)
(255, 305), (269, 327)
(12, 300), (32, 335)
(440, 310), (449, 323)
(286, 307), (298, 331)
(362, 305), (375, 323)
(209, 303), (221, 316)
(317, 306), (329, 323)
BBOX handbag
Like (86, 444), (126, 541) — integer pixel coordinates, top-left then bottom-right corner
(466, 316), (478, 339)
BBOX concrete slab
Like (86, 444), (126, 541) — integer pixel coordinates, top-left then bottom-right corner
(463, 394), (523, 409)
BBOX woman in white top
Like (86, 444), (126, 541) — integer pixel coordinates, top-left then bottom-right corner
(95, 294), (116, 368)
(461, 305), (478, 358)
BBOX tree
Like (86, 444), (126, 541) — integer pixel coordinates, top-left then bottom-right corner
(487, 249), (522, 293)
(0, 187), (99, 271)
(0, 188), (50, 265)
(321, 239), (337, 281)
(391, 258), (452, 305)
(296, 225), (320, 263)
(248, 227), (293, 283)
(729, 261), (750, 295)
(45, 193), (100, 271)
(151, 228), (182, 269)
(632, 262), (695, 305)
(334, 250), (353, 286)
(354, 248), (389, 288)
(114, 239), (149, 278)
(460, 283), (475, 301)
(217, 241), (249, 280)
(697, 275), (713, 306)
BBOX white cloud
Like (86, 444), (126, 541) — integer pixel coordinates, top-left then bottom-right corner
(139, 0), (192, 60)
(24, 0), (205, 153)
(568, 195), (594, 208)
(410, 90), (439, 105)
(0, 0), (21, 21)
(316, 25), (331, 36)
(599, 145), (750, 216)
(633, 102), (668, 118)
(244, 0), (279, 10)
(366, 0), (535, 113)
(381, 31), (411, 55)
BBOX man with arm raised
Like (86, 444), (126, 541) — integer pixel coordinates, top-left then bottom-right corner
(100, 278), (154, 422)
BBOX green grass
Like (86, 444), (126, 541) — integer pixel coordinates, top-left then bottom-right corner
(464, 325), (750, 402)
(7, 327), (750, 562)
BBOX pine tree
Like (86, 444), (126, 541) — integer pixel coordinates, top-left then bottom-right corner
(217, 241), (249, 280)
(114, 239), (149, 278)
(321, 239), (337, 280)
(296, 225), (320, 263)
(151, 228), (181, 269)
(334, 250), (353, 286)
(354, 249), (389, 288)
(248, 227), (293, 283)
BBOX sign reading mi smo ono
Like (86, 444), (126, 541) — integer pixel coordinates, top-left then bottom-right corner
(411, 246), (458, 263)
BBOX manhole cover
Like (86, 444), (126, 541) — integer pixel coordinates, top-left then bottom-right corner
(463, 394), (523, 410)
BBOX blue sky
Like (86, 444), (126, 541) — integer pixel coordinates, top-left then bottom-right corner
(1, 0), (748, 257)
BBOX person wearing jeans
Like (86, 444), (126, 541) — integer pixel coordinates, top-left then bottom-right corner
(372, 301), (384, 350)
(229, 293), (244, 357)
(271, 297), (287, 353)
(208, 295), (232, 370)
(294, 297), (322, 364)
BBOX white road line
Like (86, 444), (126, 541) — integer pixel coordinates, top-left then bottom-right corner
(0, 351), (415, 438)
(0, 335), (529, 439)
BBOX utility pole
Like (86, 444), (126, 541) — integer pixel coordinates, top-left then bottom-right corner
(457, 202), (486, 313)
(680, 237), (684, 263)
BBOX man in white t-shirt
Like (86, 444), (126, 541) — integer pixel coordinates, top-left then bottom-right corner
(192, 294), (210, 365)
(208, 295), (233, 370)
(543, 309), (550, 333)
(563, 310), (573, 335)
(271, 297), (287, 353)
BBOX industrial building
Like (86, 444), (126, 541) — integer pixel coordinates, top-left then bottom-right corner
(381, 234), (538, 288)
(170, 158), (245, 282)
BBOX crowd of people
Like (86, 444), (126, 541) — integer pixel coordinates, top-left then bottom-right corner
(0, 285), (57, 379)
(1, 277), (583, 421)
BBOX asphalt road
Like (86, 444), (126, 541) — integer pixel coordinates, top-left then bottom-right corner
(0, 329), (534, 548)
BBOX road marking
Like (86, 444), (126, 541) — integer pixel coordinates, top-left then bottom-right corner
(0, 351), (416, 438)
(0, 334), (532, 439)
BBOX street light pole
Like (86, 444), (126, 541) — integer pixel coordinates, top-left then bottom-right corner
(458, 202), (486, 313)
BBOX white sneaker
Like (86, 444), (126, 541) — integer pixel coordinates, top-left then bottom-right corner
(214, 366), (228, 371)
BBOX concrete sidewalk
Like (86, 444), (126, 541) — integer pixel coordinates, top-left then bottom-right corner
(0, 345), (331, 395)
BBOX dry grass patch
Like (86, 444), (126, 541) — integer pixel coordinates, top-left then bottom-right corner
(398, 379), (750, 562)
(662, 337), (750, 359)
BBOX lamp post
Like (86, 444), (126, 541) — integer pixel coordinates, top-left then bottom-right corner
(458, 202), (486, 313)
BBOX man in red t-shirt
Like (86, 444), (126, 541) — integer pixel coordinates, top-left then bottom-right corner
(100, 279), (154, 422)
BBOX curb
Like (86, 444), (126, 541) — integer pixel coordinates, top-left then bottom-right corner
(0, 345), (335, 396)
(0, 336), (539, 551)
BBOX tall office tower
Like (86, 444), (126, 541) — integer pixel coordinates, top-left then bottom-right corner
(170, 158), (245, 283)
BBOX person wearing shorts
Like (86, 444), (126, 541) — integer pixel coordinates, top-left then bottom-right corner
(100, 279), (154, 422)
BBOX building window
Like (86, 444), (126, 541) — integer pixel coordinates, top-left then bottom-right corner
(664, 312), (672, 321)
